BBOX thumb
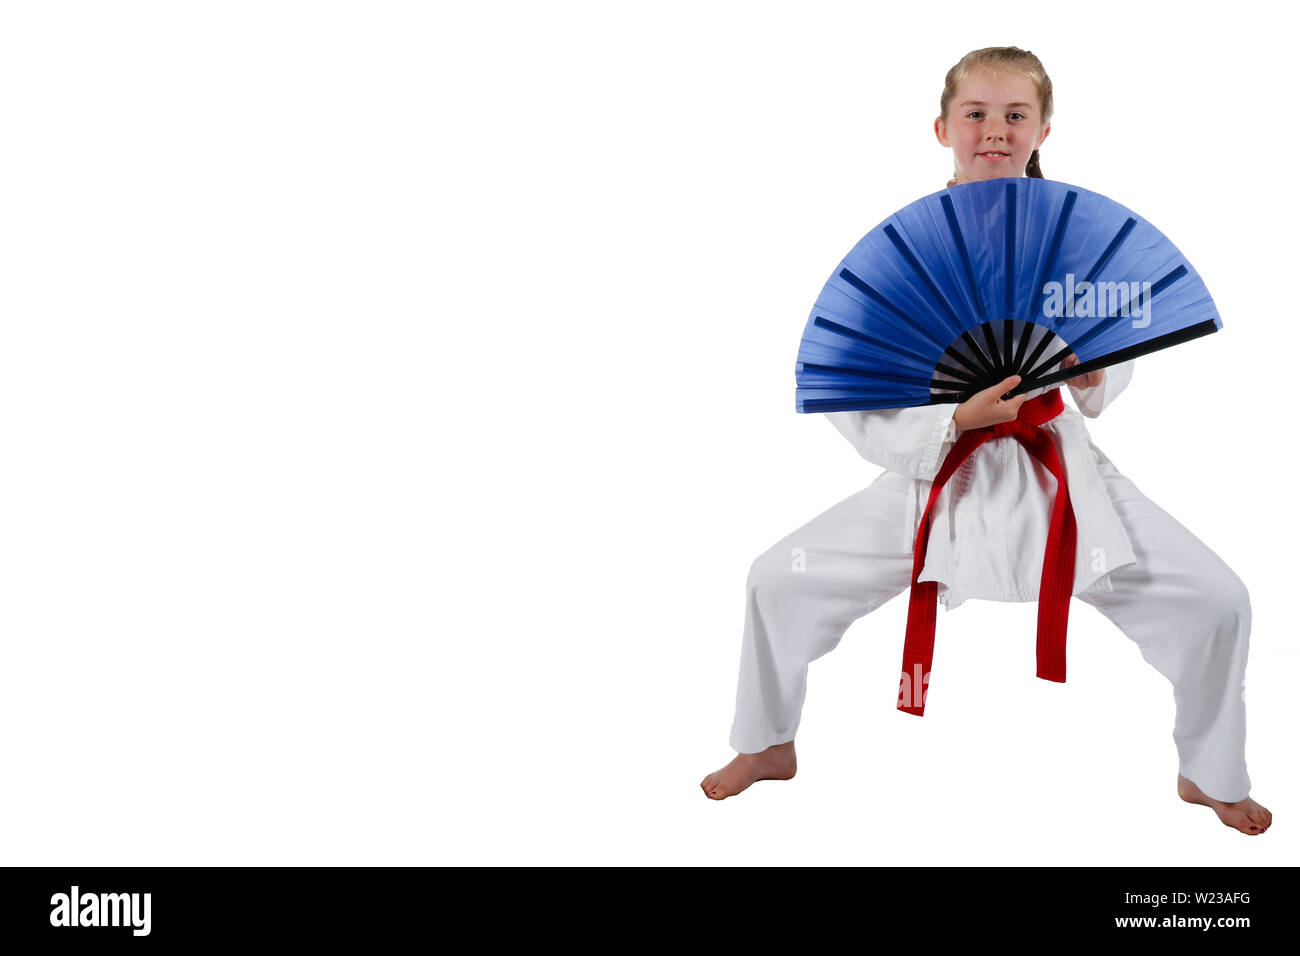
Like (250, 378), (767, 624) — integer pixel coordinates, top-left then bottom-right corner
(994, 375), (1021, 402)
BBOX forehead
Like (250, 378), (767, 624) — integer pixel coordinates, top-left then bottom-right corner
(955, 68), (1039, 106)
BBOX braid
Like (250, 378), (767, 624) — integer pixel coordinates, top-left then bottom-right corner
(1026, 148), (1044, 178)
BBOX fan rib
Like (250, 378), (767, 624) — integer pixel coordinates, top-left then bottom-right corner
(835, 268), (950, 354)
(1062, 264), (1190, 355)
(1018, 325), (1059, 381)
(979, 324), (1004, 375)
(882, 224), (969, 343)
(1014, 188), (1076, 368)
(933, 360), (979, 382)
(1026, 189), (1078, 328)
(811, 315), (937, 367)
(923, 392), (970, 406)
(1076, 217), (1138, 310)
(1006, 180), (1043, 371)
(1015, 318), (1218, 395)
(940, 195), (1002, 371)
(798, 361), (930, 389)
(1011, 320), (1036, 371)
(956, 332), (996, 376)
(802, 395), (928, 412)
(1003, 181), (1017, 317)
(1022, 343), (1075, 385)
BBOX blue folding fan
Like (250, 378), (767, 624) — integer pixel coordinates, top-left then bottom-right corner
(795, 177), (1220, 413)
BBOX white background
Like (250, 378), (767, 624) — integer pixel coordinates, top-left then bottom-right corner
(0, 1), (1292, 865)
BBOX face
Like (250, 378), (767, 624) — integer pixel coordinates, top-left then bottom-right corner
(935, 68), (1050, 185)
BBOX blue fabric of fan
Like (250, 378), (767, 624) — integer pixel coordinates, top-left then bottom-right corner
(795, 177), (1221, 413)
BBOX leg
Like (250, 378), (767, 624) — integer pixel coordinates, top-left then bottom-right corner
(702, 471), (916, 799)
(730, 470), (916, 753)
(1076, 460), (1270, 832)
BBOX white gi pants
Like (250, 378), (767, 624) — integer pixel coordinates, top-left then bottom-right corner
(728, 457), (1253, 803)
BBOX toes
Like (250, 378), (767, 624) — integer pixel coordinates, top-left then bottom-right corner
(1246, 806), (1272, 832)
(1215, 808), (1257, 834)
(700, 774), (727, 799)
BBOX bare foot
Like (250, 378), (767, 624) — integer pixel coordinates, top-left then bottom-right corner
(700, 741), (796, 800)
(1177, 774), (1273, 835)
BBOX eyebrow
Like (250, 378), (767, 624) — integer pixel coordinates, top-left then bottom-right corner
(959, 100), (1033, 109)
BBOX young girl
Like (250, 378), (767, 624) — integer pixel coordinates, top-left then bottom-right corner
(700, 46), (1272, 835)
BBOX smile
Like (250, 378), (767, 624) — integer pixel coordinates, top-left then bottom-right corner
(978, 152), (1010, 162)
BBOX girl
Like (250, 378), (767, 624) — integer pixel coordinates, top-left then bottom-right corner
(700, 46), (1272, 835)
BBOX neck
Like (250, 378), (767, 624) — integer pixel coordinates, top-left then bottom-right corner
(950, 171), (1027, 187)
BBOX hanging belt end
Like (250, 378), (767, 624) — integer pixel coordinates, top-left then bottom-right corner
(897, 666), (930, 715)
(1036, 665), (1067, 684)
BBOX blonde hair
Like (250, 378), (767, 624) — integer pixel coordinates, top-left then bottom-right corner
(939, 47), (1053, 186)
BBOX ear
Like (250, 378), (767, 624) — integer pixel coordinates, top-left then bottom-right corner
(1036, 122), (1051, 149)
(934, 116), (950, 147)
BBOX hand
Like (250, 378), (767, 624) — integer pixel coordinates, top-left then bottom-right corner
(953, 374), (1027, 431)
(1060, 352), (1104, 389)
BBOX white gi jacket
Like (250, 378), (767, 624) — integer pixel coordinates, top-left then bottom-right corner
(824, 359), (1139, 611)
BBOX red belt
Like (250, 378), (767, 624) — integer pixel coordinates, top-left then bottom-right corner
(897, 387), (1076, 716)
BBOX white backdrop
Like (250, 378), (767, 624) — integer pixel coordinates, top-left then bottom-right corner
(0, 1), (1292, 865)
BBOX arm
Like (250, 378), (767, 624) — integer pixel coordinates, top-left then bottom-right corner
(824, 403), (959, 481)
(1067, 358), (1135, 418)
(823, 373), (1027, 480)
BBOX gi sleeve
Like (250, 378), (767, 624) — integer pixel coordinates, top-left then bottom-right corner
(1067, 358), (1135, 418)
(824, 404), (959, 481)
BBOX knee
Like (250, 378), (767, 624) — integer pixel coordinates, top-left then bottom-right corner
(1189, 565), (1251, 636)
(1215, 567), (1250, 617)
(746, 542), (799, 597)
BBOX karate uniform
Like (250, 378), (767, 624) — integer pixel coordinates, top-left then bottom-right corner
(728, 358), (1254, 802)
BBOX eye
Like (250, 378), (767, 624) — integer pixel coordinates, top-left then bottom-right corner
(1009, 112), (1025, 121)
(966, 111), (982, 119)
